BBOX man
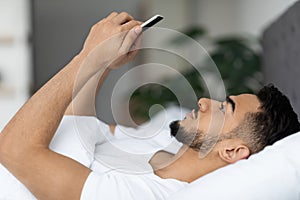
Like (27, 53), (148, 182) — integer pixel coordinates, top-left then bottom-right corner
(0, 12), (299, 200)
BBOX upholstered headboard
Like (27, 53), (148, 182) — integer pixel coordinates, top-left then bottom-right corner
(262, 0), (300, 116)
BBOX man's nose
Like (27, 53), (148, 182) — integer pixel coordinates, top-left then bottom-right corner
(198, 98), (220, 112)
(198, 98), (210, 112)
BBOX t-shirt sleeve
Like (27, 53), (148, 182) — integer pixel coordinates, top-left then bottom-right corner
(50, 116), (113, 167)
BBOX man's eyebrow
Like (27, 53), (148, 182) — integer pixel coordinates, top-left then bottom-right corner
(226, 96), (236, 112)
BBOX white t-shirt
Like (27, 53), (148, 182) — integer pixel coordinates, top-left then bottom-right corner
(81, 171), (187, 200)
(0, 106), (189, 199)
(78, 115), (188, 199)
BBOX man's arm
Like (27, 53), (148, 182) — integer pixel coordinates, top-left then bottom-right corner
(64, 68), (117, 134)
(0, 12), (141, 200)
(64, 68), (110, 116)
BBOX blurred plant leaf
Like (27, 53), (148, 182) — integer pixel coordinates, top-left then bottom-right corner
(168, 26), (207, 45)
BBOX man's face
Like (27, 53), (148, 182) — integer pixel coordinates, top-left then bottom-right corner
(170, 94), (261, 152)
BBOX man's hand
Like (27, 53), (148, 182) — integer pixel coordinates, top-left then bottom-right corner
(79, 12), (142, 71)
(64, 12), (142, 116)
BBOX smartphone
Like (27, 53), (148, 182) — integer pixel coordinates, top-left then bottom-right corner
(141, 15), (164, 31)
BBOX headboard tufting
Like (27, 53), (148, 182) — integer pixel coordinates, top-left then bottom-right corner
(262, 0), (300, 117)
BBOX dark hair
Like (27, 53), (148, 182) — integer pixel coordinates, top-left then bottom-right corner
(237, 84), (300, 153)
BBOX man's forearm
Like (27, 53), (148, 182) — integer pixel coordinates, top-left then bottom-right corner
(0, 53), (99, 150)
(64, 67), (111, 116)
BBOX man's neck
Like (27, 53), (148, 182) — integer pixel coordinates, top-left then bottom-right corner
(152, 145), (224, 183)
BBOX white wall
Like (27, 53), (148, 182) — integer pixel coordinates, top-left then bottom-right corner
(196, 0), (298, 37)
(0, 0), (31, 130)
(237, 0), (298, 36)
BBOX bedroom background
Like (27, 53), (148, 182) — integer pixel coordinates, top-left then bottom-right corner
(0, 0), (297, 129)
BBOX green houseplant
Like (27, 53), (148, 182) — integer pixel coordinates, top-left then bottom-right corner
(130, 26), (262, 122)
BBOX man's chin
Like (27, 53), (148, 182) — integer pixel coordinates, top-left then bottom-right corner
(169, 120), (203, 151)
(169, 120), (194, 145)
(169, 120), (180, 137)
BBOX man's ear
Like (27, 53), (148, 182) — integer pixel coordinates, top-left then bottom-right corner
(218, 143), (250, 164)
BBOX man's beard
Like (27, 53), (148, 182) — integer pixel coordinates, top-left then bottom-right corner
(169, 120), (218, 153)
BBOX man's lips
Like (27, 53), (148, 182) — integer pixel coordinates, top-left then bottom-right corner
(185, 112), (193, 119)
(185, 109), (197, 119)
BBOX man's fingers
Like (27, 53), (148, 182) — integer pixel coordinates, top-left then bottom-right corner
(127, 34), (142, 58)
(120, 26), (142, 54)
(106, 11), (118, 20)
(122, 20), (140, 31)
(113, 12), (133, 24)
(130, 34), (142, 51)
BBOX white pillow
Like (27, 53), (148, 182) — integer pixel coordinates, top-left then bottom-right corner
(168, 131), (300, 200)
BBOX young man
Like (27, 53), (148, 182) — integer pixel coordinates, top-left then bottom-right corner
(0, 12), (299, 200)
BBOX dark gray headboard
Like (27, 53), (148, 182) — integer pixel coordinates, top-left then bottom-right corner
(262, 1), (300, 116)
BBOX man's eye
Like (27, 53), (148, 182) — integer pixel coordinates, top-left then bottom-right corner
(219, 103), (225, 113)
